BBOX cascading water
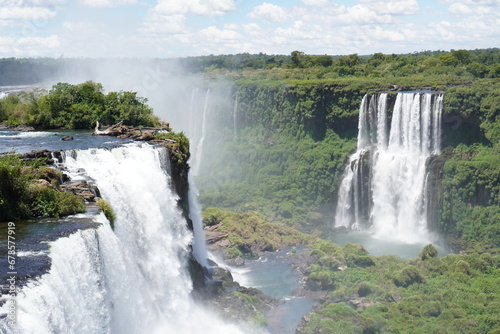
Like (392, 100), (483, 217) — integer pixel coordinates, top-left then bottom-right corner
(233, 92), (239, 138)
(193, 89), (209, 176)
(0, 143), (243, 334)
(188, 175), (209, 268)
(335, 92), (444, 244)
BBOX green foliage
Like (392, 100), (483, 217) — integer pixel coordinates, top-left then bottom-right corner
(201, 208), (315, 259)
(420, 244), (438, 260)
(299, 244), (500, 334)
(0, 81), (159, 129)
(198, 83), (359, 230)
(154, 130), (190, 157)
(0, 155), (84, 221)
(97, 199), (116, 225)
(0, 155), (31, 220)
(393, 266), (424, 287)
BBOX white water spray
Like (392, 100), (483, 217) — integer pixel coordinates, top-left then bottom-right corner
(0, 143), (243, 334)
(335, 92), (443, 243)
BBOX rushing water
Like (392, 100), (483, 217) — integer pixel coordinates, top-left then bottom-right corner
(0, 143), (243, 334)
(335, 92), (444, 244)
(0, 130), (129, 155)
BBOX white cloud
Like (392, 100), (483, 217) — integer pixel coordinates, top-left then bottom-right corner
(0, 7), (56, 21)
(301, 0), (329, 6)
(0, 35), (60, 56)
(360, 0), (420, 15)
(294, 4), (397, 27)
(80, 0), (137, 8)
(0, 0), (64, 6)
(224, 23), (239, 30)
(199, 26), (241, 41)
(153, 0), (235, 17)
(0, 0), (62, 33)
(448, 2), (472, 14)
(243, 23), (262, 35)
(141, 14), (188, 34)
(249, 2), (288, 22)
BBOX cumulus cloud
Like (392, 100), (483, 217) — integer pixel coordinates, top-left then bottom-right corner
(243, 23), (262, 35)
(79, 0), (137, 8)
(301, 0), (330, 6)
(360, 0), (420, 15)
(448, 2), (472, 14)
(199, 26), (241, 41)
(153, 0), (235, 17)
(0, 7), (56, 20)
(0, 35), (60, 56)
(249, 2), (289, 22)
(0, 0), (64, 6)
(141, 13), (188, 34)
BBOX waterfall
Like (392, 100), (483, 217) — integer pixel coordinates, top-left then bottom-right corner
(188, 175), (209, 268)
(335, 92), (444, 243)
(0, 143), (242, 334)
(233, 93), (239, 138)
(193, 88), (209, 176)
(188, 87), (198, 139)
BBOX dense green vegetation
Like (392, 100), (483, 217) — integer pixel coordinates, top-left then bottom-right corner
(0, 155), (84, 222)
(299, 239), (500, 334)
(0, 81), (159, 129)
(202, 207), (315, 260)
(433, 79), (500, 250)
(205, 208), (499, 334)
(182, 49), (500, 80)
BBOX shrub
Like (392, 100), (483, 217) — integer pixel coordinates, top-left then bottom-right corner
(393, 266), (424, 287)
(97, 199), (116, 225)
(419, 244), (438, 260)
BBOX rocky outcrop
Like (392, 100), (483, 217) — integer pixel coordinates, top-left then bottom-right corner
(201, 262), (279, 329)
(61, 180), (100, 202)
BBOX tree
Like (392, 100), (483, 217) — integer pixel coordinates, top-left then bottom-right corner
(452, 49), (472, 65)
(315, 55), (333, 67)
(291, 50), (305, 67)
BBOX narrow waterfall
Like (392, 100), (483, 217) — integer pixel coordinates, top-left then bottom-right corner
(193, 89), (210, 176)
(233, 92), (239, 138)
(335, 92), (444, 243)
(1, 143), (242, 334)
(188, 87), (198, 139)
(188, 175), (209, 268)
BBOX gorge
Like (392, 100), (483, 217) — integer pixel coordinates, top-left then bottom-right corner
(0, 50), (498, 333)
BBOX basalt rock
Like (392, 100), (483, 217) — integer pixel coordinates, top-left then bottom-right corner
(62, 180), (99, 202)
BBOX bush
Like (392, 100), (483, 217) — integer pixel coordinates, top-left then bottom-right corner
(393, 266), (424, 287)
(97, 199), (116, 225)
(419, 244), (438, 260)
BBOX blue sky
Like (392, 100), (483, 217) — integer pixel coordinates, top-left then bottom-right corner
(0, 0), (498, 58)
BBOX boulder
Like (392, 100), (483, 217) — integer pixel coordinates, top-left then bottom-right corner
(62, 181), (97, 202)
(348, 297), (379, 310)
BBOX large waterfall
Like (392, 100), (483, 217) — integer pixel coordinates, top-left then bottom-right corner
(335, 92), (444, 243)
(1, 143), (242, 334)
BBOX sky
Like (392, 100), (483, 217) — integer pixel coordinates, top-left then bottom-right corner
(0, 0), (498, 58)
